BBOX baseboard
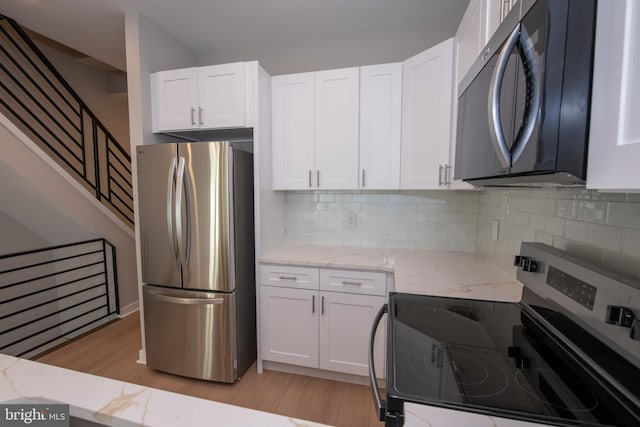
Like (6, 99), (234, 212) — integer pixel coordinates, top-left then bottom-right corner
(118, 302), (139, 318)
(262, 360), (385, 387)
(137, 349), (146, 365)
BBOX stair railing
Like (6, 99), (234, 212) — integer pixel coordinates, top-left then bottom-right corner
(0, 239), (119, 359)
(0, 15), (134, 227)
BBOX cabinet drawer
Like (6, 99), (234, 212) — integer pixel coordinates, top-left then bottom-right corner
(320, 269), (386, 296)
(259, 264), (319, 290)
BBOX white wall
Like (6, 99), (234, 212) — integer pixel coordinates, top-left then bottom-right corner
(198, 19), (457, 75)
(0, 210), (50, 255)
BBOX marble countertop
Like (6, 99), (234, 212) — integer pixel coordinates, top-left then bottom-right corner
(0, 354), (329, 427)
(260, 245), (523, 302)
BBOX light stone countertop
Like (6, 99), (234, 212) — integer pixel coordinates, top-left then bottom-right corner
(260, 244), (523, 302)
(0, 353), (329, 427)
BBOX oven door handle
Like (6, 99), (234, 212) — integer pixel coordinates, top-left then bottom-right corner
(369, 303), (387, 421)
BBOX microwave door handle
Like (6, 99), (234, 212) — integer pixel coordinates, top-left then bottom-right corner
(510, 26), (541, 166)
(488, 25), (521, 168)
(175, 156), (188, 267)
(369, 303), (388, 421)
(166, 157), (179, 265)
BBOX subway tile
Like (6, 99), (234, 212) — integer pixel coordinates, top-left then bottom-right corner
(555, 200), (577, 219)
(564, 220), (590, 243)
(535, 232), (554, 246)
(622, 229), (640, 258)
(589, 224), (622, 251)
(577, 201), (606, 224)
(607, 202), (640, 230)
(529, 214), (546, 231)
(544, 217), (565, 236)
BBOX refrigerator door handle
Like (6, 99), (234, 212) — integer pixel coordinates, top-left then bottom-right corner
(175, 156), (191, 266)
(149, 291), (225, 306)
(166, 157), (178, 265)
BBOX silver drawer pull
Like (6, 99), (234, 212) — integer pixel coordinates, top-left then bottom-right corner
(278, 275), (298, 281)
(341, 280), (362, 286)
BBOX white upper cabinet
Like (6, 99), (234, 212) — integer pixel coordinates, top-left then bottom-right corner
(359, 63), (402, 190)
(198, 63), (246, 129)
(272, 68), (359, 190)
(152, 62), (248, 132)
(272, 72), (316, 190)
(153, 67), (199, 132)
(401, 38), (456, 189)
(587, 0), (640, 190)
(456, 0), (485, 85)
(315, 68), (360, 190)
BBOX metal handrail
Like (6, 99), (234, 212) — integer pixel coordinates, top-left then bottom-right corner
(0, 238), (120, 359)
(0, 15), (134, 226)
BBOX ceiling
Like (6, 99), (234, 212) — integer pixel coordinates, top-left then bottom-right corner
(0, 0), (469, 72)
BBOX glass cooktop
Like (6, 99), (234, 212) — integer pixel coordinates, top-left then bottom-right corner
(386, 292), (640, 427)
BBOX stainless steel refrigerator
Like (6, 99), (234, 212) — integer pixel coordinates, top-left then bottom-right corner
(137, 141), (255, 383)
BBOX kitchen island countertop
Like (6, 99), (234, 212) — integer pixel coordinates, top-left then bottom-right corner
(260, 244), (523, 302)
(0, 353), (329, 427)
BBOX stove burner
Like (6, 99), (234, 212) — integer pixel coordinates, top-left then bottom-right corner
(514, 369), (599, 412)
(407, 343), (510, 398)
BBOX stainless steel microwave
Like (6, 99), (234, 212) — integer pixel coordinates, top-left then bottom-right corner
(454, 0), (597, 186)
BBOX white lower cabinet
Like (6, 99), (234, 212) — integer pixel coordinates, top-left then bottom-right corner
(260, 286), (318, 368)
(259, 264), (386, 378)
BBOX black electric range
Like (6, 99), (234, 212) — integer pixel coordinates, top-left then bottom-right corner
(369, 243), (640, 426)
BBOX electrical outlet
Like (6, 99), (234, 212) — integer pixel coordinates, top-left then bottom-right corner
(491, 219), (500, 242)
(343, 212), (357, 228)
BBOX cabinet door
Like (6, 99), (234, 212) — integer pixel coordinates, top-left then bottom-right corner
(587, 0), (640, 190)
(272, 73), (316, 190)
(260, 286), (318, 368)
(401, 38), (456, 189)
(456, 0), (485, 85)
(315, 68), (360, 190)
(359, 63), (402, 190)
(198, 63), (246, 129)
(154, 68), (199, 132)
(319, 292), (385, 378)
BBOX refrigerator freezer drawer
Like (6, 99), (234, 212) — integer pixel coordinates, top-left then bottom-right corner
(143, 285), (237, 382)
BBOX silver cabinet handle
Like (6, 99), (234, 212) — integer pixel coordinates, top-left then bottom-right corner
(488, 25), (520, 168)
(341, 280), (362, 286)
(445, 165), (452, 185)
(308, 170), (312, 187)
(369, 304), (387, 421)
(438, 164), (444, 186)
(312, 294), (316, 314)
(191, 107), (196, 125)
(362, 169), (366, 188)
(166, 157), (178, 265)
(316, 170), (320, 187)
(198, 107), (204, 125)
(321, 296), (325, 315)
(278, 275), (297, 281)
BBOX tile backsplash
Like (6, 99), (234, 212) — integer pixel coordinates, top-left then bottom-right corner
(476, 188), (640, 279)
(284, 191), (479, 251)
(283, 188), (640, 280)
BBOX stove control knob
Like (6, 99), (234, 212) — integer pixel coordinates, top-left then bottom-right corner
(522, 259), (539, 273)
(514, 255), (528, 267)
(630, 319), (640, 341)
(606, 305), (635, 327)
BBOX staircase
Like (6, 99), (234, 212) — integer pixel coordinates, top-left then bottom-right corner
(0, 15), (133, 227)
(0, 15), (138, 318)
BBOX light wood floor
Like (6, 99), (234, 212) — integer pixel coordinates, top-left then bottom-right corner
(37, 314), (384, 427)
